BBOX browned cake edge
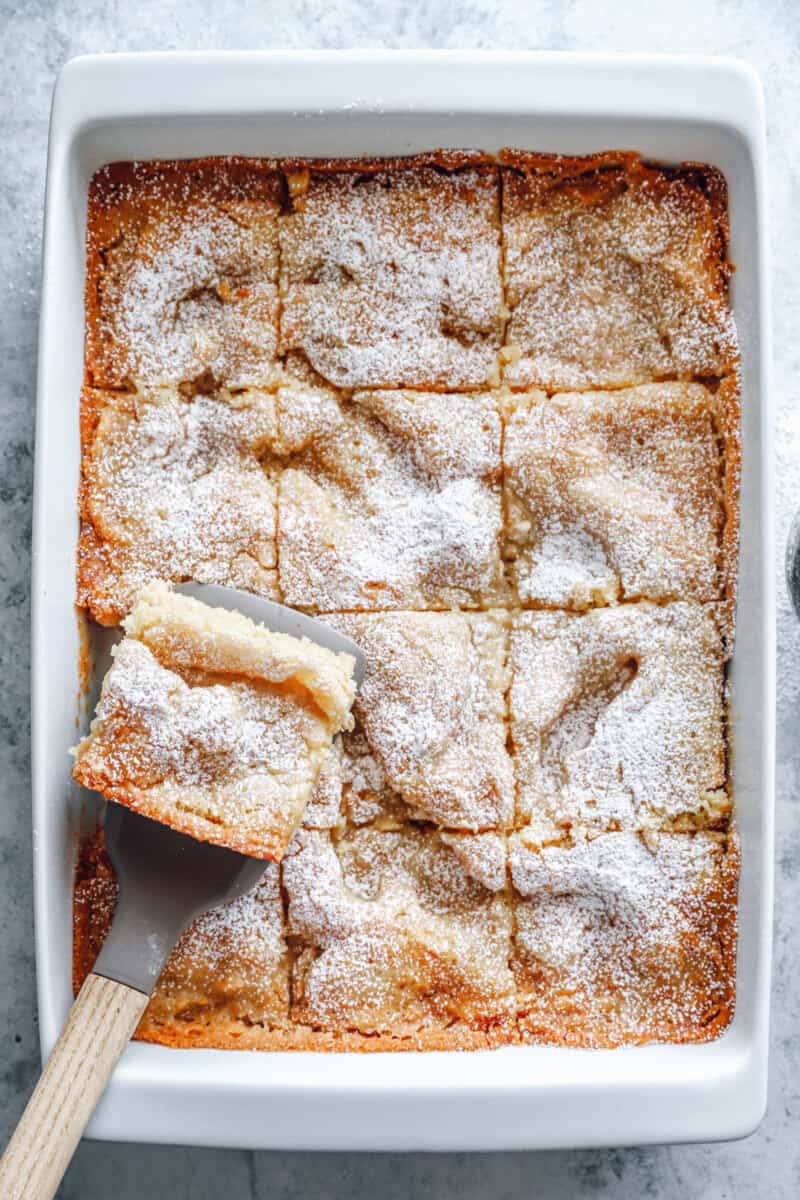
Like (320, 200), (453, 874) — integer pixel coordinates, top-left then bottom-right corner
(497, 149), (736, 378)
(136, 1021), (515, 1053)
(277, 149), (498, 176)
(76, 386), (124, 626)
(716, 374), (743, 630)
(70, 769), (292, 862)
(73, 828), (737, 1051)
(497, 149), (731, 277)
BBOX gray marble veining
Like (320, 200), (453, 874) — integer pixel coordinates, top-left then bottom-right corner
(1, 2), (798, 1196)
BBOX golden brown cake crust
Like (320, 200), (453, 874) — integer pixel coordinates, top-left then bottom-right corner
(74, 831), (292, 1038)
(74, 823), (737, 1052)
(73, 828), (516, 1052)
(134, 1023), (514, 1052)
(497, 149), (731, 273)
(73, 829), (118, 995)
(279, 149), (498, 175)
(498, 150), (729, 220)
(717, 375), (742, 628)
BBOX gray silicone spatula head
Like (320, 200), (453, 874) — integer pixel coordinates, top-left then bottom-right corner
(93, 801), (268, 994)
(91, 584), (366, 996)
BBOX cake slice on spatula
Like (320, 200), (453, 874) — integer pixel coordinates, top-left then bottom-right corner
(73, 579), (359, 860)
(0, 582), (362, 1199)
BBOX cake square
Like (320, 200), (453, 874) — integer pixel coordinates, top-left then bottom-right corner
(508, 604), (728, 840)
(86, 159), (282, 389)
(302, 725), (520, 845)
(77, 384), (279, 626)
(73, 833), (291, 1046)
(323, 611), (515, 831)
(503, 382), (734, 610)
(510, 829), (739, 1046)
(276, 376), (507, 611)
(72, 582), (357, 860)
(278, 162), (505, 389)
(300, 724), (414, 831)
(501, 153), (738, 391)
(283, 824), (514, 1045)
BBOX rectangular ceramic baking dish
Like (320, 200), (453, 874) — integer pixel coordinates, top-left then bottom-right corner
(32, 50), (773, 1151)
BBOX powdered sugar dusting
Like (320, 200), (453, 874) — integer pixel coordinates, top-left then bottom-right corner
(88, 161), (282, 388)
(510, 830), (737, 1045)
(73, 587), (355, 859)
(277, 382), (507, 610)
(324, 611), (514, 830)
(150, 866), (289, 1028)
(302, 724), (411, 830)
(504, 383), (727, 609)
(440, 831), (509, 892)
(502, 161), (738, 391)
(73, 149), (741, 1052)
(509, 603), (728, 837)
(279, 166), (505, 388)
(283, 825), (514, 1034)
(86, 638), (319, 786)
(79, 386), (278, 624)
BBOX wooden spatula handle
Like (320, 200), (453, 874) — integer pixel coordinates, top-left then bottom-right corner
(0, 973), (148, 1200)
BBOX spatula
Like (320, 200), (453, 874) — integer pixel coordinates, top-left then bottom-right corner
(0, 583), (365, 1200)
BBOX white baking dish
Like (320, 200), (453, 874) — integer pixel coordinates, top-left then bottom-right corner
(32, 50), (773, 1151)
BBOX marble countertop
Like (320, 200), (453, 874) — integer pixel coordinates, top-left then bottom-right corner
(1, 2), (797, 1196)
